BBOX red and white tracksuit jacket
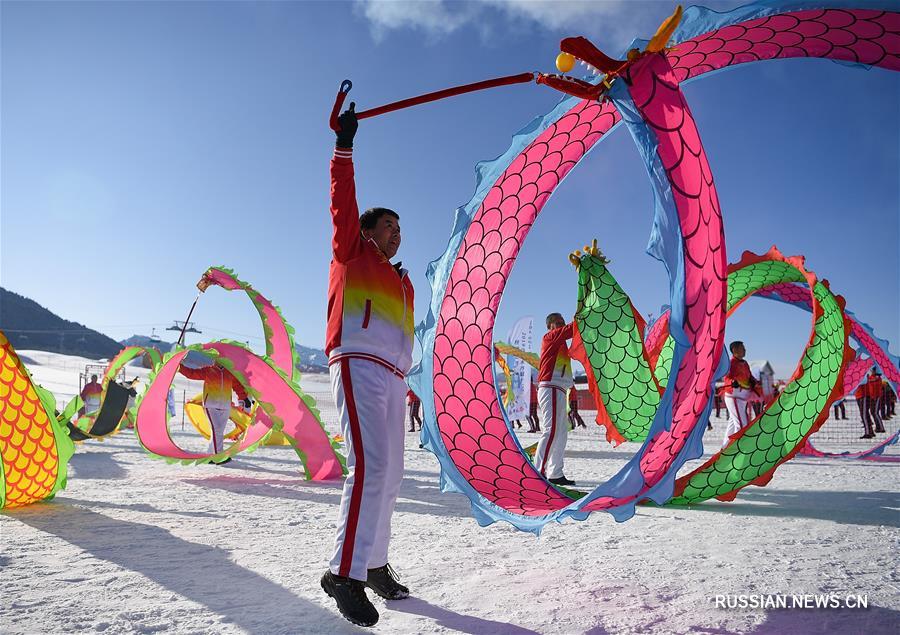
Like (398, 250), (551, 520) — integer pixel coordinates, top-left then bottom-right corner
(720, 357), (755, 448)
(179, 365), (247, 454)
(81, 381), (103, 413)
(534, 323), (574, 479)
(326, 149), (414, 376)
(720, 358), (756, 394)
(328, 147), (414, 581)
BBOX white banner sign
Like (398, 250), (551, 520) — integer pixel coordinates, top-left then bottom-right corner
(505, 316), (534, 420)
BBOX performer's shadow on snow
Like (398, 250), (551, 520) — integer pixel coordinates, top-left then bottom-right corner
(666, 488), (900, 529)
(68, 451), (129, 480)
(219, 460), (304, 479)
(388, 596), (540, 635)
(60, 496), (223, 519)
(181, 474), (474, 518)
(11, 503), (357, 633)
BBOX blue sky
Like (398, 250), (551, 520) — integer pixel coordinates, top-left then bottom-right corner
(2, 1), (897, 378)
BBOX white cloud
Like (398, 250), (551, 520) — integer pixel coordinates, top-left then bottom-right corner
(355, 1), (752, 47)
(356, 0), (644, 37)
(483, 0), (631, 30)
(355, 1), (482, 41)
(355, 0), (647, 43)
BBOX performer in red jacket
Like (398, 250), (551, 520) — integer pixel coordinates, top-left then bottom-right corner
(534, 312), (576, 486)
(320, 103), (413, 628)
(406, 389), (422, 432)
(568, 386), (586, 429)
(720, 341), (758, 448)
(178, 362), (248, 458)
(864, 368), (885, 435)
(855, 382), (873, 438)
(80, 374), (103, 415)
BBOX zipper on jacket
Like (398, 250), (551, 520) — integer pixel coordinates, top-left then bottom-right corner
(399, 271), (409, 365)
(362, 299), (372, 329)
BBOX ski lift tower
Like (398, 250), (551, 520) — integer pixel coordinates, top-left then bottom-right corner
(166, 320), (202, 346)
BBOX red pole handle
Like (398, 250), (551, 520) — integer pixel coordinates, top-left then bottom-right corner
(329, 79), (353, 132)
(357, 72), (534, 120)
(328, 73), (534, 130)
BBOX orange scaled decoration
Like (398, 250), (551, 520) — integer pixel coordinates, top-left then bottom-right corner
(0, 331), (75, 509)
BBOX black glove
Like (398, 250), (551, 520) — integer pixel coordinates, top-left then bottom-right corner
(242, 398), (253, 409)
(335, 102), (358, 149)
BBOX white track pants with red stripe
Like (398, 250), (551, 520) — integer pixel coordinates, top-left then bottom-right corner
(204, 403), (230, 454)
(534, 385), (568, 480)
(84, 397), (100, 415)
(722, 388), (753, 448)
(329, 358), (406, 581)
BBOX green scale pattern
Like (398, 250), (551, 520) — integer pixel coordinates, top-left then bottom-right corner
(653, 260), (805, 390)
(670, 260), (846, 503)
(576, 256), (846, 502)
(575, 254), (660, 442)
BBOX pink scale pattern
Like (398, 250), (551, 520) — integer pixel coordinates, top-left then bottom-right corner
(430, 8), (899, 519)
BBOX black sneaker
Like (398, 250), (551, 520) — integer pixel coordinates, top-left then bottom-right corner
(549, 476), (576, 486)
(321, 571), (379, 627)
(366, 564), (409, 600)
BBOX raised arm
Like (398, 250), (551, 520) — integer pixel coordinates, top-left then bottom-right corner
(229, 373), (248, 402)
(331, 103), (362, 263)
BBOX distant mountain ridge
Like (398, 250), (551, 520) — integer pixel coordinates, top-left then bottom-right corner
(120, 334), (176, 350)
(296, 344), (328, 372)
(0, 287), (331, 370)
(119, 335), (328, 371)
(118, 336), (328, 372)
(0, 288), (122, 358)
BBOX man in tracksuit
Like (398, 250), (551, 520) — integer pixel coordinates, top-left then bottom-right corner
(534, 312), (576, 486)
(865, 368), (885, 434)
(178, 362), (248, 460)
(80, 374), (103, 415)
(320, 103), (414, 628)
(568, 386), (586, 429)
(406, 389), (422, 432)
(720, 341), (759, 448)
(528, 378), (540, 432)
(856, 382), (874, 438)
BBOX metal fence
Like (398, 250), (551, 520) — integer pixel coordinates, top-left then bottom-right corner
(50, 377), (899, 456)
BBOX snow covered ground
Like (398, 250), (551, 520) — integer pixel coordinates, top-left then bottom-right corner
(2, 351), (899, 634)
